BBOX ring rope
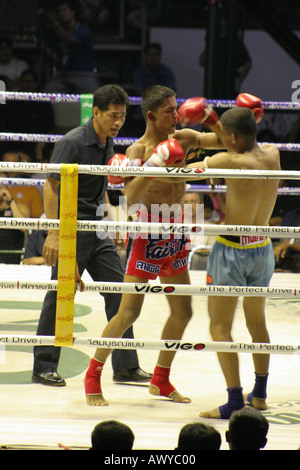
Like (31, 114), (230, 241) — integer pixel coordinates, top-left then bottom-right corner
(0, 177), (45, 187)
(0, 217), (300, 238)
(0, 218), (299, 238)
(1, 92), (298, 350)
(1, 334), (299, 355)
(1, 279), (300, 297)
(1, 91), (300, 110)
(1, 177), (300, 196)
(0, 132), (299, 151)
(1, 161), (300, 179)
(185, 183), (300, 195)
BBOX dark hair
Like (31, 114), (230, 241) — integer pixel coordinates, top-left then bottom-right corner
(91, 420), (134, 450)
(0, 36), (12, 48)
(21, 69), (38, 82)
(220, 107), (257, 149)
(1, 150), (22, 162)
(93, 84), (130, 111)
(54, 0), (77, 11)
(177, 422), (221, 450)
(145, 42), (162, 55)
(228, 407), (269, 450)
(141, 85), (176, 120)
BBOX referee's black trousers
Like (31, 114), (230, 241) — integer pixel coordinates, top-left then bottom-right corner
(33, 231), (139, 374)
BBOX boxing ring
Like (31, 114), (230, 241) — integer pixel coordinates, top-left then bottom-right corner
(0, 92), (300, 450)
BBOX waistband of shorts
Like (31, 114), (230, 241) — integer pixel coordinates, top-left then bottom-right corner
(216, 234), (270, 249)
(137, 209), (184, 223)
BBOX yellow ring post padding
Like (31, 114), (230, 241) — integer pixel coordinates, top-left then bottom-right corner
(55, 164), (78, 346)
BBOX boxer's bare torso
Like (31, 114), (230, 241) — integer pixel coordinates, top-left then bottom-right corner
(189, 143), (280, 226)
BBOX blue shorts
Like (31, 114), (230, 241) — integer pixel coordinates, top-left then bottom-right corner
(206, 235), (275, 287)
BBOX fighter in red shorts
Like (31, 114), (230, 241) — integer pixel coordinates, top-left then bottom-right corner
(126, 209), (190, 280)
(85, 86), (224, 406)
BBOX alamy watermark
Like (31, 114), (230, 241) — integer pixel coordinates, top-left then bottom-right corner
(0, 80), (5, 104)
(291, 80), (300, 103)
(96, 195), (205, 243)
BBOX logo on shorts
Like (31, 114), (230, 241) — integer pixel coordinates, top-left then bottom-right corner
(173, 258), (188, 270)
(145, 238), (189, 261)
(135, 261), (160, 275)
(206, 274), (213, 285)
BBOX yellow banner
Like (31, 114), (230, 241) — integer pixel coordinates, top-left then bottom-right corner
(55, 164), (78, 347)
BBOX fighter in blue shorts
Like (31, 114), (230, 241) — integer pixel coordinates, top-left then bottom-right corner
(207, 235), (275, 287)
(187, 99), (281, 419)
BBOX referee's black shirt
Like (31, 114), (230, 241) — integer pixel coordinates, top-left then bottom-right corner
(49, 118), (114, 220)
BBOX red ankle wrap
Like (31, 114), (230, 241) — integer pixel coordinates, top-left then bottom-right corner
(85, 358), (104, 395)
(150, 365), (176, 398)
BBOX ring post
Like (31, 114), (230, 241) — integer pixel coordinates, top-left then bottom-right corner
(55, 164), (78, 347)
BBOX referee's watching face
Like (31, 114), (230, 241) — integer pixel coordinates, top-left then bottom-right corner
(93, 104), (127, 143)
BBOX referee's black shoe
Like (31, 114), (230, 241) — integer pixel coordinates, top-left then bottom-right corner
(113, 367), (152, 383)
(32, 371), (66, 386)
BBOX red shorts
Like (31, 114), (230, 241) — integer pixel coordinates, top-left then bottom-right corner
(125, 210), (190, 280)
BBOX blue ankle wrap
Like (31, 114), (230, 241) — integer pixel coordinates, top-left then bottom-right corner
(218, 386), (244, 419)
(247, 373), (268, 403)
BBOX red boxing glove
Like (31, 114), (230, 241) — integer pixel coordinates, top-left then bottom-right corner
(177, 97), (219, 128)
(144, 139), (185, 167)
(236, 93), (264, 123)
(107, 154), (142, 185)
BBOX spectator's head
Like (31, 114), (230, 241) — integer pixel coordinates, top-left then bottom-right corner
(0, 37), (12, 65)
(226, 407), (269, 450)
(176, 422), (221, 450)
(2, 150), (21, 163)
(20, 69), (39, 92)
(1, 150), (22, 177)
(184, 191), (203, 223)
(144, 43), (162, 70)
(55, 0), (78, 24)
(91, 420), (135, 450)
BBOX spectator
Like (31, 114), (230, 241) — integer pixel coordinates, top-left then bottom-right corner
(133, 43), (176, 96)
(274, 205), (300, 272)
(125, 1), (163, 41)
(1, 151), (44, 219)
(175, 422), (221, 450)
(43, 0), (99, 93)
(78, 0), (119, 35)
(0, 36), (28, 90)
(225, 407), (269, 450)
(184, 191), (220, 270)
(269, 180), (300, 227)
(90, 420), (135, 450)
(0, 179), (30, 264)
(31, 144), (54, 204)
(130, 42), (177, 135)
(23, 214), (47, 266)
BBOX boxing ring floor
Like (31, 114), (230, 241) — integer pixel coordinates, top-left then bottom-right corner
(0, 265), (299, 451)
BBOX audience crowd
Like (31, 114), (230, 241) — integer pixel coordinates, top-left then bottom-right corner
(2, 407), (295, 450)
